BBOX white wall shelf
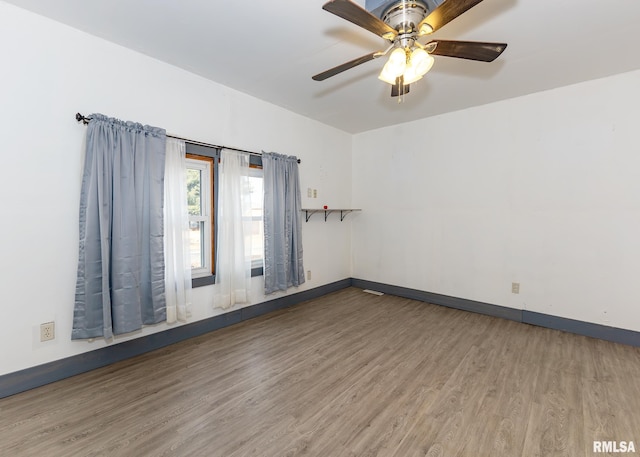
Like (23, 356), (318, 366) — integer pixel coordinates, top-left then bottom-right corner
(302, 209), (361, 222)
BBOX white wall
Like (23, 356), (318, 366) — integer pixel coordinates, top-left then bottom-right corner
(352, 69), (640, 332)
(0, 2), (353, 376)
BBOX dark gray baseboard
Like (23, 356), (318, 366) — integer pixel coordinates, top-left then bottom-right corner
(352, 278), (640, 349)
(522, 310), (640, 347)
(0, 278), (351, 399)
(351, 278), (522, 322)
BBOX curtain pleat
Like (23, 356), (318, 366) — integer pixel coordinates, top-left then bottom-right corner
(73, 114), (167, 339)
(164, 138), (192, 323)
(214, 149), (252, 309)
(262, 152), (304, 295)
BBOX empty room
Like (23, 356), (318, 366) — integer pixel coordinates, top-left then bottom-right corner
(1, 0), (640, 456)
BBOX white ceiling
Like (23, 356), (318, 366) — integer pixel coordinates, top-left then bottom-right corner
(6, 0), (640, 133)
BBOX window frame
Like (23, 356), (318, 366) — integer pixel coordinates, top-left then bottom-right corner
(186, 153), (214, 279)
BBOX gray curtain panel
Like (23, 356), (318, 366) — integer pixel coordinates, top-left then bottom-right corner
(73, 114), (167, 340)
(262, 152), (304, 294)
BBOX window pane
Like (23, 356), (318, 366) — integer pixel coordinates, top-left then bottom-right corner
(248, 175), (264, 267)
(250, 219), (264, 268)
(187, 169), (202, 216)
(248, 175), (263, 211)
(189, 220), (205, 269)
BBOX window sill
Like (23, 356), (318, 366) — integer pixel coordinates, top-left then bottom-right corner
(191, 267), (264, 289)
(192, 275), (215, 288)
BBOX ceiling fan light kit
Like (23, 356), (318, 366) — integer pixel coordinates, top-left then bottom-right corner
(379, 47), (434, 91)
(313, 0), (507, 98)
(379, 48), (407, 81)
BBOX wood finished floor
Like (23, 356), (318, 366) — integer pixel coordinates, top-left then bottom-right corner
(2, 287), (640, 456)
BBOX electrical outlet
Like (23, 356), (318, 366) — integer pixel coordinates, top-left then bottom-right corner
(307, 188), (312, 198)
(40, 322), (55, 341)
(307, 270), (312, 280)
(313, 189), (318, 198)
(511, 282), (520, 294)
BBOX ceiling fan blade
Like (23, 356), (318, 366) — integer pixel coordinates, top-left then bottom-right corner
(323, 0), (397, 40)
(418, 0), (484, 35)
(312, 52), (380, 81)
(427, 40), (507, 62)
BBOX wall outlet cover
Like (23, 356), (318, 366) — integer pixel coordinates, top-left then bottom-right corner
(40, 322), (55, 341)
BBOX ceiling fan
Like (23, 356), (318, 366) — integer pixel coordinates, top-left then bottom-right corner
(312, 0), (507, 97)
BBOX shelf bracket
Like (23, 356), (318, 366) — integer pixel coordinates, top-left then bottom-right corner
(304, 209), (319, 222)
(302, 209), (360, 222)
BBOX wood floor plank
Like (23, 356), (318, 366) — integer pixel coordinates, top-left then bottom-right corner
(581, 338), (640, 456)
(521, 329), (588, 457)
(459, 322), (540, 456)
(2, 287), (640, 457)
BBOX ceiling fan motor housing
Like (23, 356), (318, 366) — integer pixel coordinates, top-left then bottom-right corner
(382, 0), (429, 35)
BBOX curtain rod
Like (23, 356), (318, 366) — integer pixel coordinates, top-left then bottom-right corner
(75, 113), (301, 163)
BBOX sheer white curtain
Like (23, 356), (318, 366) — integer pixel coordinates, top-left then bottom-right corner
(214, 149), (252, 309)
(164, 138), (192, 323)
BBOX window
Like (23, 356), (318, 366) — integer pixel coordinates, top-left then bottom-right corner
(186, 154), (214, 278)
(185, 144), (264, 286)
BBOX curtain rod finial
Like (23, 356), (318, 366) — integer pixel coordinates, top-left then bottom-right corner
(75, 113), (90, 124)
